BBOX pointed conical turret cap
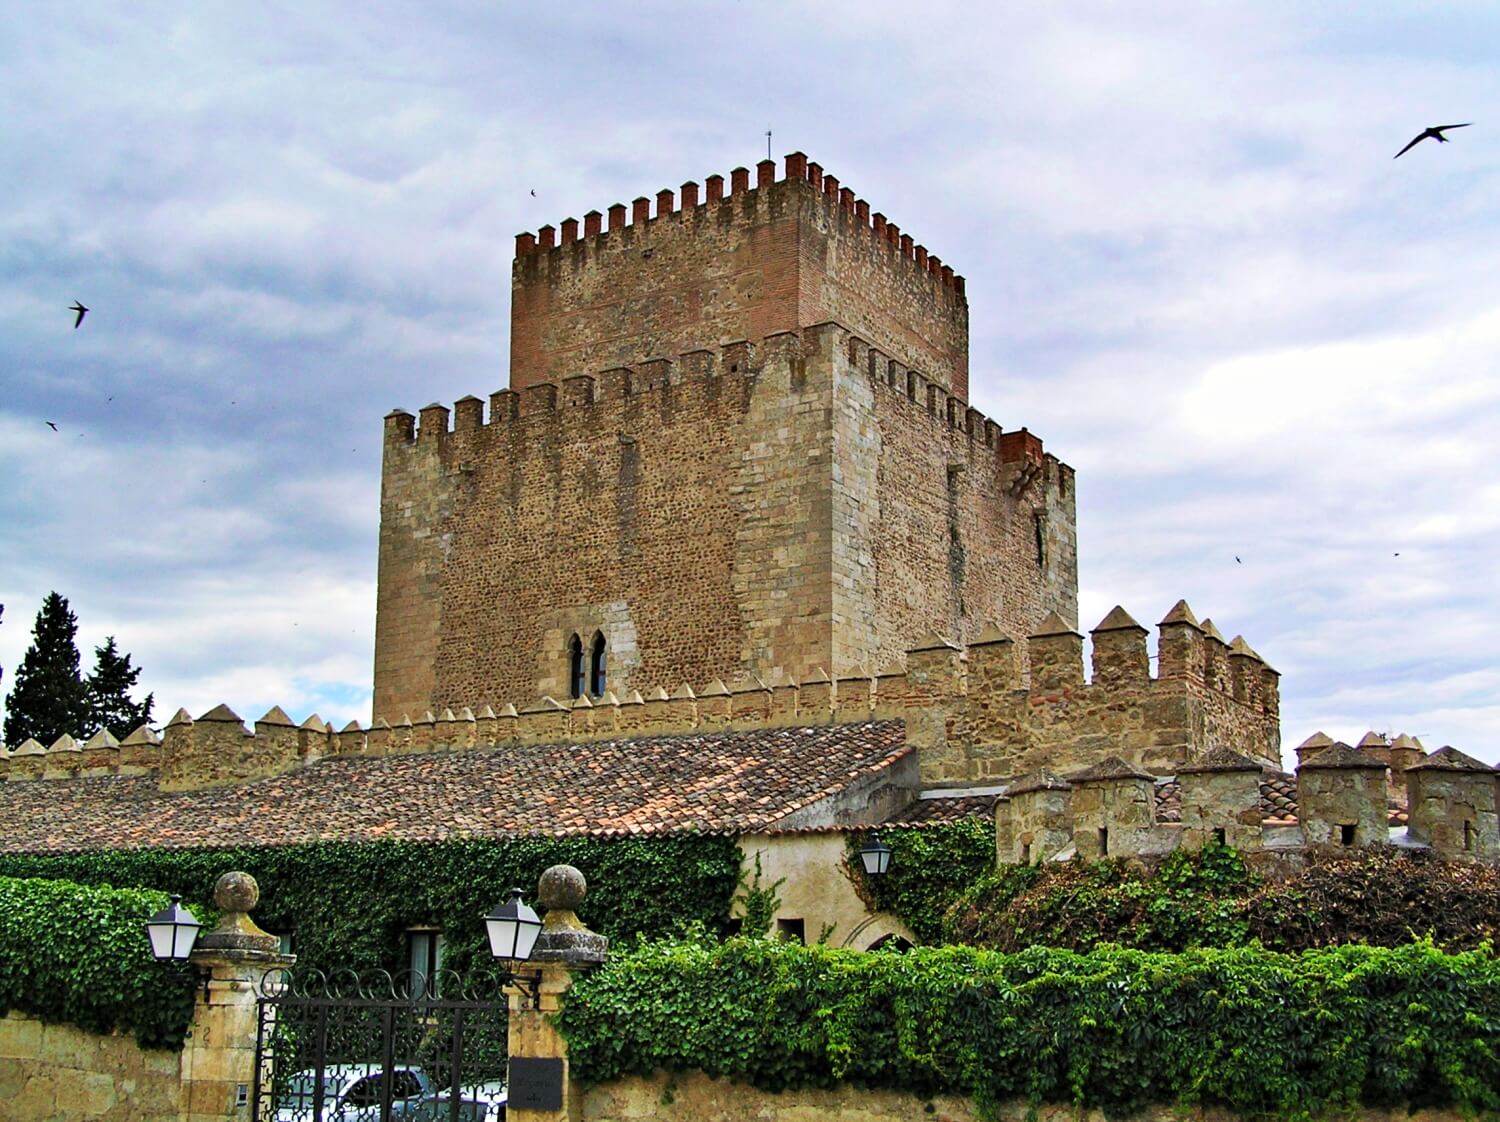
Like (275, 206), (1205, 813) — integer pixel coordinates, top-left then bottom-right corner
(1069, 755), (1155, 783)
(649, 686), (670, 701)
(498, 703), (519, 718)
(1227, 636), (1260, 661)
(1357, 731), (1389, 749)
(166, 708), (193, 727)
(198, 703), (243, 723)
(1300, 741), (1387, 769)
(417, 711), (436, 725)
(301, 713), (328, 732)
(1405, 745), (1494, 773)
(476, 705), (497, 720)
(1158, 599), (1201, 629)
(256, 706), (296, 727)
(596, 691), (620, 706)
(971, 621), (1014, 645)
(572, 694), (594, 709)
(341, 719), (363, 733)
(698, 678), (730, 696)
(1092, 605), (1145, 633)
(669, 683), (697, 700)
(439, 708), (457, 722)
(801, 667), (831, 685)
(1178, 745), (1263, 773)
(1391, 732), (1419, 749)
(458, 707), (475, 721)
(48, 734), (80, 752)
(14, 738), (45, 756)
(1200, 619), (1228, 644)
(1031, 610), (1079, 638)
(121, 724), (161, 746)
(1296, 731), (1334, 751)
(624, 691), (645, 706)
(83, 728), (120, 750)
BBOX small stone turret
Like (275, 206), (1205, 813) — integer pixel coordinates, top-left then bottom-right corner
(1296, 742), (1390, 848)
(1003, 770), (1073, 864)
(1067, 755), (1157, 858)
(1294, 731), (1335, 767)
(1177, 746), (1264, 851)
(1403, 747), (1498, 862)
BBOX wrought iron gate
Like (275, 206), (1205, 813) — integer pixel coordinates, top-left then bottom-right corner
(252, 968), (510, 1122)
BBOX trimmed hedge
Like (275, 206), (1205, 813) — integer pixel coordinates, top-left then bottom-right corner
(0, 836), (741, 978)
(0, 876), (198, 1048)
(559, 936), (1500, 1116)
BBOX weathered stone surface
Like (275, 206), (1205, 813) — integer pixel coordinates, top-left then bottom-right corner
(0, 1011), (182, 1122)
(581, 1071), (1483, 1122)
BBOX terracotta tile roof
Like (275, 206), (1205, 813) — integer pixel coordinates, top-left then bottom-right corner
(1154, 779), (1181, 823)
(888, 794), (998, 824)
(0, 721), (909, 854)
(1261, 772), (1298, 821)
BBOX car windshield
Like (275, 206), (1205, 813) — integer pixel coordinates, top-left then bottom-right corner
(282, 1074), (338, 1104)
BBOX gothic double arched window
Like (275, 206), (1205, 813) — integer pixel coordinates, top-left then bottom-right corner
(569, 631), (607, 699)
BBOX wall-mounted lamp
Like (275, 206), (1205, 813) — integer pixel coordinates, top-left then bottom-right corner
(484, 887), (544, 1008)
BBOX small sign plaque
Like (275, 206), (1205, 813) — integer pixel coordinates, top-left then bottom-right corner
(508, 1056), (565, 1111)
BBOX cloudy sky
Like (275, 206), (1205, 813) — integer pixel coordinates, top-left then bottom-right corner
(3, 2), (1497, 766)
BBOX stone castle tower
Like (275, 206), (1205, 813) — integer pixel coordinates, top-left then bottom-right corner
(373, 154), (1078, 721)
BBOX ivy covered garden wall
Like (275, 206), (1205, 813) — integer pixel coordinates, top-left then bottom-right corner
(560, 936), (1500, 1117)
(0, 835), (741, 978)
(0, 876), (198, 1048)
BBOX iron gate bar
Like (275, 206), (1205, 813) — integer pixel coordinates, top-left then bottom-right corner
(251, 967), (514, 1122)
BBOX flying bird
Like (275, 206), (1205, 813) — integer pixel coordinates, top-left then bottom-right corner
(1234, 556), (1242, 564)
(530, 189), (536, 197)
(1393, 123), (1471, 159)
(69, 301), (88, 328)
(46, 421), (58, 431)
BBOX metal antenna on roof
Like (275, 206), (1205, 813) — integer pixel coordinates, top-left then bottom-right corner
(766, 129), (772, 160)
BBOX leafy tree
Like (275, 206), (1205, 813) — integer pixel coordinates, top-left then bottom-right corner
(3, 593), (89, 747)
(85, 636), (154, 741)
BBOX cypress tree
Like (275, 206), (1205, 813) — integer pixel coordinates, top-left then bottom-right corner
(3, 593), (89, 746)
(85, 637), (155, 741)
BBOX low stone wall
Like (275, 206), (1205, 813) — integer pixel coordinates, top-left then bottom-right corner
(0, 1011), (182, 1122)
(582, 1071), (1482, 1122)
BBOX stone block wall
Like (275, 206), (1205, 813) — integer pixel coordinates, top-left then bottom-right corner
(581, 1071), (1481, 1122)
(374, 321), (1075, 723)
(0, 1012), (182, 1122)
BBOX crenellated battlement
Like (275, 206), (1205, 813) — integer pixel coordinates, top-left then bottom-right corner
(513, 152), (964, 297)
(6, 601), (1269, 791)
(507, 154), (971, 399)
(384, 322), (1060, 480)
(997, 737), (1498, 868)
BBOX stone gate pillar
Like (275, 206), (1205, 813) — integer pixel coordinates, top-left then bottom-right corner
(506, 865), (608, 1122)
(180, 872), (294, 1122)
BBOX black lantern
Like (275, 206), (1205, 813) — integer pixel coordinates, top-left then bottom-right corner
(484, 888), (542, 961)
(859, 832), (893, 876)
(144, 894), (202, 962)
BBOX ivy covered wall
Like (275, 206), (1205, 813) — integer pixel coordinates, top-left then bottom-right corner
(0, 836), (742, 977)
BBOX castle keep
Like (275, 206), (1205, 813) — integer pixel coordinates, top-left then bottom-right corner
(2, 153), (1494, 967)
(374, 154), (1077, 720)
